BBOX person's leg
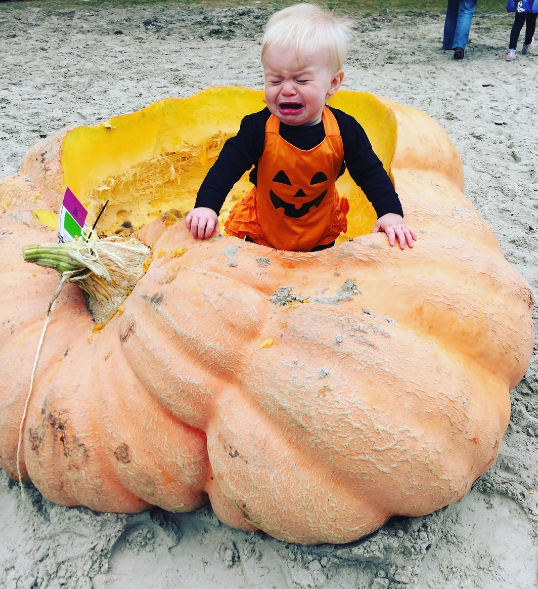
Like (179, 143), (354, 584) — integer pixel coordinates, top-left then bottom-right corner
(443, 0), (459, 49)
(524, 13), (537, 45)
(509, 12), (526, 49)
(452, 0), (477, 50)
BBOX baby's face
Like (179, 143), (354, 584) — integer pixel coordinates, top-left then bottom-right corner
(262, 45), (343, 126)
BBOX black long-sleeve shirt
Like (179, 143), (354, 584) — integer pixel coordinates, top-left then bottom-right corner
(195, 106), (403, 219)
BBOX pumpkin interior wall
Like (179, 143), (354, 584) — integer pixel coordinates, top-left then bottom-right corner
(60, 88), (397, 240)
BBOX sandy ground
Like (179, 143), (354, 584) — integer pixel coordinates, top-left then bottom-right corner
(1, 2), (537, 588)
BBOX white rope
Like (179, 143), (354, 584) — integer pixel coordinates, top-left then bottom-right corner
(16, 273), (72, 501)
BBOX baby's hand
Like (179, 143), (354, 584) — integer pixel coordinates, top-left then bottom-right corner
(372, 213), (416, 249)
(185, 207), (219, 240)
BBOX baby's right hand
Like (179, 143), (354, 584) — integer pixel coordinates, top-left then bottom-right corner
(185, 207), (219, 240)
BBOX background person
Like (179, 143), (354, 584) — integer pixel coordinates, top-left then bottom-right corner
(443, 0), (478, 59)
(506, 0), (537, 60)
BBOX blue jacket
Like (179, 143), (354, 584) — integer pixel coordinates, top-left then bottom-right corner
(507, 0), (538, 12)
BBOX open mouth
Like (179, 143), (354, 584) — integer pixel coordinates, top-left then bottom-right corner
(279, 102), (304, 113)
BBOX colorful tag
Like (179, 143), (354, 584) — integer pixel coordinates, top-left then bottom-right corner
(58, 188), (89, 243)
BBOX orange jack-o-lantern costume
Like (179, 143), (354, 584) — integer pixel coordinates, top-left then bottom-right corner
(224, 107), (349, 252)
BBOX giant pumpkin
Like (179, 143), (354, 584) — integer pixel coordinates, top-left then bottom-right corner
(0, 88), (534, 544)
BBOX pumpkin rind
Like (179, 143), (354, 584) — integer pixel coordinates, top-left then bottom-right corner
(0, 88), (534, 544)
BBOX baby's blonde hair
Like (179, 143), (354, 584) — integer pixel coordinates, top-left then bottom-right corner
(261, 3), (353, 72)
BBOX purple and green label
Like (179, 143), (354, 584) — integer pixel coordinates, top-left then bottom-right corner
(63, 187), (87, 227)
(58, 187), (89, 243)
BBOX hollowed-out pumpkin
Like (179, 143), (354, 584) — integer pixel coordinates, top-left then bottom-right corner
(0, 88), (534, 544)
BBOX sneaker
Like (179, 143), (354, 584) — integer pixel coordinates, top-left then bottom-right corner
(522, 37), (535, 54)
(506, 48), (517, 61)
(454, 47), (464, 59)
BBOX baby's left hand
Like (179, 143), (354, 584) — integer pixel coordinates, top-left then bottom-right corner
(372, 213), (417, 249)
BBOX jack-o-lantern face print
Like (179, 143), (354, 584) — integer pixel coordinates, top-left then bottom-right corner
(269, 170), (329, 218)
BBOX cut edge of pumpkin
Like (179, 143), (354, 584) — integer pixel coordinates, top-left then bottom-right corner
(59, 88), (398, 242)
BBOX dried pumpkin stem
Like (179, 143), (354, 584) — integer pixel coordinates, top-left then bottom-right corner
(23, 236), (151, 324)
(23, 240), (112, 281)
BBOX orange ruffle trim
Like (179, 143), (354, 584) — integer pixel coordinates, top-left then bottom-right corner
(224, 190), (349, 250)
(224, 190), (268, 246)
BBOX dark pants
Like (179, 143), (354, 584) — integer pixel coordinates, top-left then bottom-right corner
(244, 235), (335, 252)
(509, 12), (537, 49)
(443, 0), (477, 50)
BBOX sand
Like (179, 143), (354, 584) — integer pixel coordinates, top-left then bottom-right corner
(0, 2), (537, 588)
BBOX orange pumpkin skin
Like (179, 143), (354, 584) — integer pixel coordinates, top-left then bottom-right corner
(0, 90), (534, 544)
